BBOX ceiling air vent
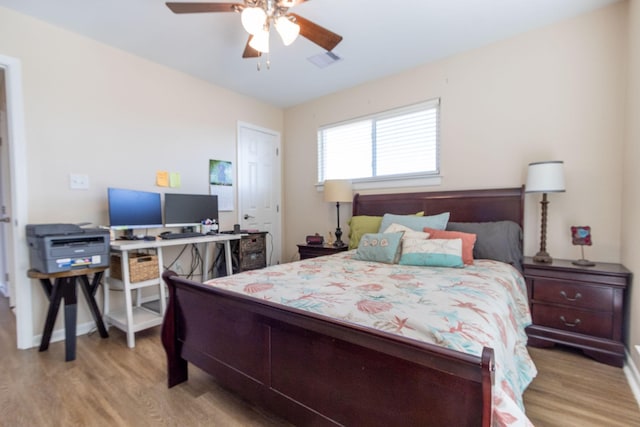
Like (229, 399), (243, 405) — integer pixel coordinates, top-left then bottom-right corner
(307, 51), (342, 69)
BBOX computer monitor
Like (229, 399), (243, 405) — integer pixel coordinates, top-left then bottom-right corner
(107, 187), (163, 238)
(164, 193), (219, 228)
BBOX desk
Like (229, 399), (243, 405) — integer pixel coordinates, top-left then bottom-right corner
(28, 267), (109, 361)
(106, 234), (242, 348)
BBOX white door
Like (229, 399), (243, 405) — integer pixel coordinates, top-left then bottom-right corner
(0, 107), (10, 299)
(237, 122), (282, 265)
(1, 55), (32, 349)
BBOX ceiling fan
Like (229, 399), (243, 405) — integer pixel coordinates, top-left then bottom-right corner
(166, 1), (343, 61)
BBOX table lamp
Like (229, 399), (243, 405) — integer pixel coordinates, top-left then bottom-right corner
(525, 160), (565, 264)
(323, 179), (353, 247)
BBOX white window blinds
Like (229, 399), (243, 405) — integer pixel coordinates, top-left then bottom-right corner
(317, 99), (440, 183)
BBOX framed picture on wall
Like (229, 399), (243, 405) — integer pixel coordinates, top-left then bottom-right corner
(209, 159), (233, 211)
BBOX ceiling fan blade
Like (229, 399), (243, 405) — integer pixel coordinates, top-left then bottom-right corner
(242, 36), (262, 58)
(288, 13), (343, 51)
(166, 2), (241, 14)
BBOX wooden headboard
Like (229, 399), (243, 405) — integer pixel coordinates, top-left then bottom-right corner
(352, 187), (524, 227)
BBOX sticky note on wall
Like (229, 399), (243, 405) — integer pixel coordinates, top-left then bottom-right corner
(170, 172), (181, 188)
(156, 171), (169, 187)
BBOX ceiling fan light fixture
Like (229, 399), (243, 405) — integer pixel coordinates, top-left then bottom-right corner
(241, 7), (266, 35)
(249, 27), (270, 53)
(275, 16), (300, 46)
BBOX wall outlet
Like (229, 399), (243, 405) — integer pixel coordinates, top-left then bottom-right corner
(174, 261), (183, 275)
(69, 173), (89, 190)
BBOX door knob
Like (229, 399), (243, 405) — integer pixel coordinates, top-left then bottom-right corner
(243, 214), (254, 220)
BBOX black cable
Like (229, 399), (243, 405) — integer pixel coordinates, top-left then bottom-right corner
(163, 244), (189, 271)
(187, 244), (204, 279)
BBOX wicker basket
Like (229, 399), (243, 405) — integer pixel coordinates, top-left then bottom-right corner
(110, 252), (159, 283)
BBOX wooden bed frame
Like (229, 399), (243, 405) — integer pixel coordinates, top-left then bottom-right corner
(161, 187), (524, 427)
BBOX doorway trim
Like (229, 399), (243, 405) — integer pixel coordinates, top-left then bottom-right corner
(1, 54), (32, 349)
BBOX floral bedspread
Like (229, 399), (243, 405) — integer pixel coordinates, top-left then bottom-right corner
(204, 250), (537, 426)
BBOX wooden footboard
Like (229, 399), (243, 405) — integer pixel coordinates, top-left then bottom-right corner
(162, 271), (495, 427)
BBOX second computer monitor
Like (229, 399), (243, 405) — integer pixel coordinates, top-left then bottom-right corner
(164, 193), (219, 228)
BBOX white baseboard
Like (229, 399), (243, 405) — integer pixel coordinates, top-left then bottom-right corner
(31, 320), (102, 348)
(624, 349), (640, 408)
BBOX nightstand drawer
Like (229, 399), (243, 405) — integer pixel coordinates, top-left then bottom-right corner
(532, 304), (612, 338)
(531, 279), (612, 311)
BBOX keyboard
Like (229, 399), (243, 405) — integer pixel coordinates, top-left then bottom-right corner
(159, 232), (204, 240)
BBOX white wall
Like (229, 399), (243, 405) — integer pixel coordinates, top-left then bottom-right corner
(622, 0), (640, 375)
(0, 6), (283, 344)
(283, 3), (628, 268)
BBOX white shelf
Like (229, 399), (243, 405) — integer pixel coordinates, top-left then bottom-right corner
(107, 276), (160, 291)
(105, 306), (163, 332)
(105, 234), (238, 348)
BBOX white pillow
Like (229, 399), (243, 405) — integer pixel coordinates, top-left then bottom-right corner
(384, 223), (430, 240)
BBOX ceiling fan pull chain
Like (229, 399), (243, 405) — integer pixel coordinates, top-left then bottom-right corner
(257, 60), (261, 71)
(266, 53), (271, 70)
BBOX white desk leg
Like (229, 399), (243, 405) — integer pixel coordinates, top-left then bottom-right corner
(120, 250), (136, 348)
(224, 240), (233, 276)
(103, 270), (110, 329)
(157, 247), (166, 315)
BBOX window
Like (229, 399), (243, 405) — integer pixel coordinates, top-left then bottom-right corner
(317, 99), (440, 183)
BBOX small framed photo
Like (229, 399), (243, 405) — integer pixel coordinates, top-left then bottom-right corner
(571, 226), (592, 246)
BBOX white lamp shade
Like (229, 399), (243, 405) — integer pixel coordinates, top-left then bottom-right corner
(525, 161), (566, 193)
(249, 27), (270, 53)
(241, 7), (266, 35)
(275, 16), (300, 46)
(323, 179), (353, 203)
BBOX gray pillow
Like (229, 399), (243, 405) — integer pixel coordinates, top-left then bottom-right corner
(445, 221), (523, 271)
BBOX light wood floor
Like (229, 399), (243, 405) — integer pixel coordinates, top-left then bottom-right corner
(1, 295), (638, 426)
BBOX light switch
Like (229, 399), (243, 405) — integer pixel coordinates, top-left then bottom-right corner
(69, 173), (89, 190)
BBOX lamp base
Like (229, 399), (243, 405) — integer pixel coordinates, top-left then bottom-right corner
(333, 227), (345, 247)
(533, 251), (553, 264)
(572, 259), (596, 267)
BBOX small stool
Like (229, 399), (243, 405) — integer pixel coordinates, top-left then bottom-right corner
(28, 267), (109, 361)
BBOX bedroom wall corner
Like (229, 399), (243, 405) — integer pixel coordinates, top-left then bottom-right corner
(622, 0), (640, 387)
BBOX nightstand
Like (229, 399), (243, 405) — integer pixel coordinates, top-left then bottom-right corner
(523, 257), (631, 367)
(297, 243), (348, 260)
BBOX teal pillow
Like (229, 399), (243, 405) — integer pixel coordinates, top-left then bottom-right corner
(353, 232), (404, 264)
(399, 238), (464, 267)
(378, 212), (450, 234)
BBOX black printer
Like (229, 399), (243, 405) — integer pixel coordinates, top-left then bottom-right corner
(26, 223), (110, 273)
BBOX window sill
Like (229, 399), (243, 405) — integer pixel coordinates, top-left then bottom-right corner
(317, 175), (442, 192)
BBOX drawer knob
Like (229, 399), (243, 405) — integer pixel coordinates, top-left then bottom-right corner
(560, 290), (582, 302)
(560, 315), (581, 327)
